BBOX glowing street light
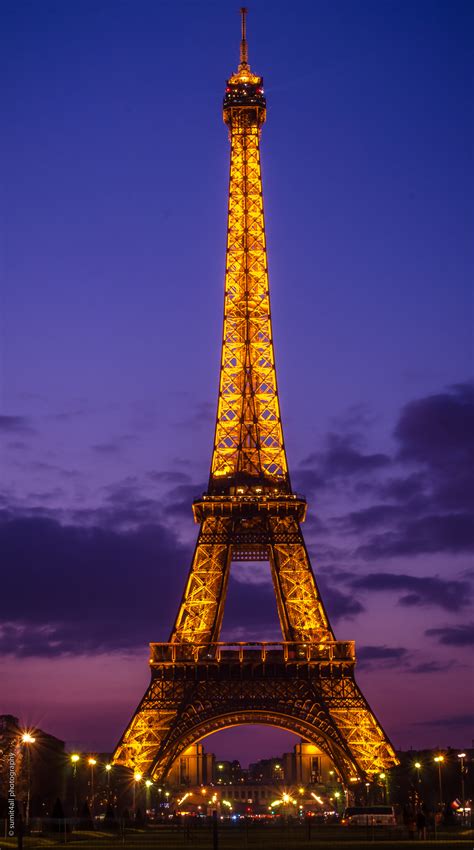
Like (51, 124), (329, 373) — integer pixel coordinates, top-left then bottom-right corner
(132, 771), (142, 815)
(88, 758), (97, 815)
(70, 755), (80, 817)
(104, 762), (112, 794)
(21, 732), (36, 827)
(434, 756), (444, 807)
(458, 753), (467, 823)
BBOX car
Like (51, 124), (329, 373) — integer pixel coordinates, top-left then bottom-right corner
(341, 805), (396, 826)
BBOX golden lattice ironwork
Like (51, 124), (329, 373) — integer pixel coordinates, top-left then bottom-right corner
(113, 9), (398, 786)
(210, 82), (288, 489)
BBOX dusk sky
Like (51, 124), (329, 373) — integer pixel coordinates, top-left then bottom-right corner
(1, 0), (473, 764)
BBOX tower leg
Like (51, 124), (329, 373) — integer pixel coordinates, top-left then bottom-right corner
(269, 516), (334, 642)
(170, 516), (232, 644)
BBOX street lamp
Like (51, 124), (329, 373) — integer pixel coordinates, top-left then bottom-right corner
(88, 758), (97, 816)
(105, 763), (112, 793)
(457, 753), (466, 823)
(145, 779), (152, 815)
(70, 755), (80, 817)
(133, 772), (142, 815)
(21, 733), (36, 827)
(434, 756), (444, 808)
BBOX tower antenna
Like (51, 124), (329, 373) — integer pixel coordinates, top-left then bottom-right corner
(239, 7), (249, 68)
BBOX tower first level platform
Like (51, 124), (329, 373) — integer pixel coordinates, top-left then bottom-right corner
(114, 640), (396, 783)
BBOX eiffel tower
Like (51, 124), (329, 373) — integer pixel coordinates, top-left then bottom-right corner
(113, 9), (398, 784)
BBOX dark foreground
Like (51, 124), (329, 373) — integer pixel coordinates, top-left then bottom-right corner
(4, 822), (474, 850)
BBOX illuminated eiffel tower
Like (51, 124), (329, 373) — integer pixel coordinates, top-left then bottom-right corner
(113, 9), (398, 784)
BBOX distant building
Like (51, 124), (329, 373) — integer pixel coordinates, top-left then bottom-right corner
(167, 743), (214, 786)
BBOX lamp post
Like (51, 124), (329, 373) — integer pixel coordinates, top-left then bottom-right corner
(88, 758), (97, 817)
(21, 733), (36, 827)
(145, 780), (152, 818)
(434, 756), (444, 808)
(70, 755), (80, 818)
(457, 753), (466, 823)
(105, 763), (112, 799)
(133, 772), (142, 816)
(379, 773), (386, 804)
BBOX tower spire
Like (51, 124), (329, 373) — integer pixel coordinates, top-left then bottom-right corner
(239, 7), (249, 69)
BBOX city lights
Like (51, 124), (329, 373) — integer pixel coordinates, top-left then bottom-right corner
(71, 753), (80, 763)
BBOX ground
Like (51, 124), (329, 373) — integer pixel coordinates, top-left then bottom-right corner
(4, 823), (474, 850)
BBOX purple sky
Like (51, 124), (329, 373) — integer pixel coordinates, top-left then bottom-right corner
(1, 0), (473, 765)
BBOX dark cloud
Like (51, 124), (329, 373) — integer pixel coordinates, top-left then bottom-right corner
(356, 644), (409, 671)
(377, 473), (426, 503)
(350, 572), (471, 612)
(92, 442), (122, 455)
(301, 433), (390, 483)
(0, 511), (190, 656)
(358, 645), (408, 661)
(425, 623), (474, 646)
(0, 415), (35, 434)
(355, 513), (474, 559)
(317, 577), (364, 621)
(395, 382), (474, 467)
(408, 661), (454, 674)
(414, 713), (474, 728)
(92, 435), (137, 455)
(148, 471), (192, 485)
(323, 383), (474, 561)
(394, 381), (474, 512)
(164, 482), (207, 518)
(335, 504), (416, 532)
(7, 441), (29, 452)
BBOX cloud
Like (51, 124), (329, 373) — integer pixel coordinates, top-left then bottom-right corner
(0, 415), (35, 434)
(350, 572), (471, 612)
(358, 645), (408, 662)
(408, 661), (454, 674)
(358, 645), (408, 661)
(164, 482), (207, 518)
(91, 442), (122, 455)
(301, 433), (390, 483)
(355, 513), (474, 558)
(377, 473), (426, 502)
(395, 382), (474, 467)
(0, 511), (190, 655)
(317, 578), (364, 621)
(91, 435), (137, 455)
(322, 383), (474, 561)
(414, 713), (474, 728)
(394, 381), (474, 512)
(148, 471), (192, 484)
(425, 623), (474, 646)
(335, 504), (417, 532)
